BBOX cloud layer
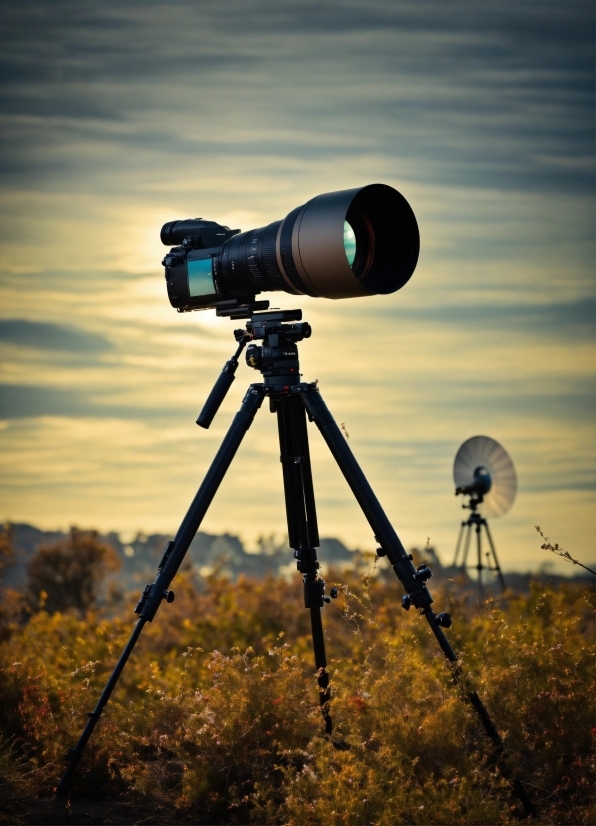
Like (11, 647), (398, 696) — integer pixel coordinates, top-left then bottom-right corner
(0, 0), (593, 575)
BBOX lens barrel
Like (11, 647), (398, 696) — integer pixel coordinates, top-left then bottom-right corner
(162, 183), (419, 311)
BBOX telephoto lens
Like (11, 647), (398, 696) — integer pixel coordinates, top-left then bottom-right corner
(161, 183), (419, 312)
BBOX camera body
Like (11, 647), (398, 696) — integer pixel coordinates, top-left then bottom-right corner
(161, 219), (246, 311)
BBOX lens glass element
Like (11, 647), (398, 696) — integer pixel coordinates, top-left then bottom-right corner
(187, 257), (215, 297)
(343, 220), (356, 267)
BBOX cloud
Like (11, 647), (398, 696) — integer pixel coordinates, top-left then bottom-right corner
(388, 299), (596, 342)
(0, 0), (593, 195)
(0, 0), (592, 575)
(0, 384), (89, 419)
(0, 319), (112, 353)
(0, 382), (189, 420)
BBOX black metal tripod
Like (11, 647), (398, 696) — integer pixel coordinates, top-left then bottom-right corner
(56, 308), (534, 816)
(453, 497), (507, 594)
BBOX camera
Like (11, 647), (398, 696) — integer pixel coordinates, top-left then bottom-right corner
(455, 466), (492, 497)
(161, 183), (419, 312)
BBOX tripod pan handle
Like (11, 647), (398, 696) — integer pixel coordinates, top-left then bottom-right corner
(197, 359), (238, 428)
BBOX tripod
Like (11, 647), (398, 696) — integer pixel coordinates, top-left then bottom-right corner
(453, 497), (506, 594)
(56, 308), (534, 816)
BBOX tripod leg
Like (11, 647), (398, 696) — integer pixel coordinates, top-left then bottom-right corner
(276, 394), (319, 550)
(476, 523), (484, 598)
(484, 521), (507, 592)
(274, 395), (332, 734)
(299, 385), (456, 657)
(453, 521), (465, 567)
(57, 384), (266, 795)
(309, 603), (332, 732)
(299, 385), (536, 817)
(56, 619), (145, 795)
(460, 522), (472, 573)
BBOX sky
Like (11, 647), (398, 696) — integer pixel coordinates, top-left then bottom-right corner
(0, 0), (594, 576)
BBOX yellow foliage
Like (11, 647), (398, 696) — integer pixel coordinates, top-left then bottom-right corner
(0, 568), (593, 824)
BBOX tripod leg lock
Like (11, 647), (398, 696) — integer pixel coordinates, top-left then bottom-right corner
(392, 559), (435, 611)
(134, 584), (152, 614)
(158, 540), (175, 570)
(134, 580), (175, 619)
(294, 546), (320, 573)
(401, 594), (442, 616)
(65, 747), (82, 763)
(304, 576), (329, 608)
(434, 611), (452, 628)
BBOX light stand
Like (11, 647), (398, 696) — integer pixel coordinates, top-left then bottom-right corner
(453, 494), (507, 594)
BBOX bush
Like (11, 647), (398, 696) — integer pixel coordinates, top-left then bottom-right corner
(0, 566), (593, 824)
(26, 528), (120, 616)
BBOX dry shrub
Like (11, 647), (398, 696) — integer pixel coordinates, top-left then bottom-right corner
(26, 528), (121, 616)
(0, 526), (26, 643)
(0, 566), (593, 824)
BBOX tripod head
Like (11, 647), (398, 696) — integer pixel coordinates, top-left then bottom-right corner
(243, 310), (311, 389)
(196, 309), (311, 428)
(459, 493), (483, 513)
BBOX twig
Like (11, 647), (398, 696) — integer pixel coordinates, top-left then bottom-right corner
(535, 526), (596, 576)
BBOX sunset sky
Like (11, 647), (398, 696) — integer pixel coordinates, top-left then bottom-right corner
(0, 0), (594, 575)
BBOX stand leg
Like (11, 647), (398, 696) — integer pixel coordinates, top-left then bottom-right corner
(453, 521), (465, 567)
(476, 522), (484, 598)
(299, 385), (536, 817)
(57, 384), (266, 795)
(484, 521), (507, 593)
(460, 521), (472, 572)
(274, 395), (332, 734)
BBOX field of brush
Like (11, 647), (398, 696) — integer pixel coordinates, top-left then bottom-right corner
(0, 561), (594, 825)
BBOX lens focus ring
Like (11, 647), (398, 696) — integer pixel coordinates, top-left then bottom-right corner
(278, 207), (315, 296)
(259, 220), (286, 291)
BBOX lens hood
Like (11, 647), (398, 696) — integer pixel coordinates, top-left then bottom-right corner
(280, 183), (419, 299)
